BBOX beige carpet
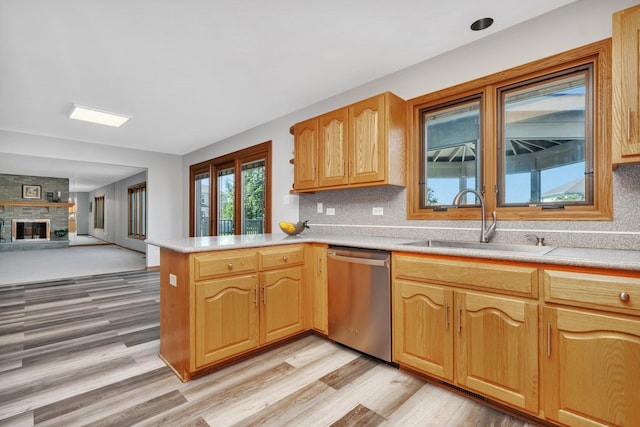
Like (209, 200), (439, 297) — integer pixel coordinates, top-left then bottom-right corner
(0, 245), (147, 286)
(68, 234), (110, 246)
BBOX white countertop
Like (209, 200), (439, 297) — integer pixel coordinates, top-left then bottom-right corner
(146, 232), (640, 272)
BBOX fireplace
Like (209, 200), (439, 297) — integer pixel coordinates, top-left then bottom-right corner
(12, 219), (51, 242)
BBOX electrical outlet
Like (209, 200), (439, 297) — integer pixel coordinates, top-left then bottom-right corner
(326, 207), (335, 215)
(169, 274), (177, 287)
(317, 202), (323, 213)
(372, 207), (384, 216)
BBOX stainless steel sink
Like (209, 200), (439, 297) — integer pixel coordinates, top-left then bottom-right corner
(401, 239), (556, 255)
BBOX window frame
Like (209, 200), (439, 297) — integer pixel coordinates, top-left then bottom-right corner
(127, 182), (147, 239)
(407, 39), (612, 221)
(94, 195), (105, 229)
(189, 141), (272, 237)
(418, 92), (484, 210)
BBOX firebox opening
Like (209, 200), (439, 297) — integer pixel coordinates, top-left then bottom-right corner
(11, 219), (51, 242)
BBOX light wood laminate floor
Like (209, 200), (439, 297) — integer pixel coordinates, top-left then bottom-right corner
(0, 270), (535, 426)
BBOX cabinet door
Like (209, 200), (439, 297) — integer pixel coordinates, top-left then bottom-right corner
(544, 307), (640, 426)
(311, 245), (328, 334)
(456, 291), (539, 414)
(260, 266), (305, 344)
(318, 108), (349, 187)
(195, 274), (259, 368)
(293, 117), (318, 190)
(613, 4), (640, 164)
(393, 279), (454, 381)
(349, 94), (386, 184)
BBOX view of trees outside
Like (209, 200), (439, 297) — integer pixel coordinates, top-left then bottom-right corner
(218, 160), (265, 235)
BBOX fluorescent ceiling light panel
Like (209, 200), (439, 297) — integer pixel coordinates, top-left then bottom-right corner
(69, 104), (130, 127)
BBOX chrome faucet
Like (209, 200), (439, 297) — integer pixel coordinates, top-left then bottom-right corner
(452, 189), (497, 243)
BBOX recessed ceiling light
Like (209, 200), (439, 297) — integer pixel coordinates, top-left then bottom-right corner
(470, 17), (494, 31)
(68, 104), (131, 127)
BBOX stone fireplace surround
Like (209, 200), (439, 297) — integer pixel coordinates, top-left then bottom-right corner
(0, 173), (70, 251)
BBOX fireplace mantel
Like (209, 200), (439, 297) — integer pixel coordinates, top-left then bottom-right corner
(0, 201), (74, 208)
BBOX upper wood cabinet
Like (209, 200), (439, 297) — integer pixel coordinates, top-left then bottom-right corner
(292, 92), (406, 192)
(613, 4), (640, 165)
(293, 117), (319, 190)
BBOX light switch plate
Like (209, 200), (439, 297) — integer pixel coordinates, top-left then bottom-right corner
(317, 202), (323, 213)
(169, 274), (177, 287)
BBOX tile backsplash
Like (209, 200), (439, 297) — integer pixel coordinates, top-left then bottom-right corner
(299, 164), (640, 250)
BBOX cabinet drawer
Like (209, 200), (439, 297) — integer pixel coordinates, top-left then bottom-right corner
(544, 269), (640, 313)
(393, 254), (538, 297)
(193, 249), (257, 281)
(258, 245), (305, 270)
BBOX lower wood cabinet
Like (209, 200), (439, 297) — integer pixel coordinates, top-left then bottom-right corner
(195, 274), (259, 368)
(394, 254), (640, 425)
(162, 242), (640, 425)
(260, 266), (305, 344)
(393, 267), (539, 414)
(543, 268), (640, 426)
(307, 244), (328, 334)
(543, 306), (640, 427)
(393, 279), (453, 380)
(160, 244), (309, 381)
(456, 291), (538, 414)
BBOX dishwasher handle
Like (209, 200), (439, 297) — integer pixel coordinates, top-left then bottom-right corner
(327, 252), (389, 267)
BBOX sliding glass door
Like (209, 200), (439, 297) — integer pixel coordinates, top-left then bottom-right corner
(189, 141), (271, 237)
(193, 171), (210, 237)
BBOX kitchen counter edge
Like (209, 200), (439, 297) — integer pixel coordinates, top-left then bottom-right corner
(145, 234), (640, 272)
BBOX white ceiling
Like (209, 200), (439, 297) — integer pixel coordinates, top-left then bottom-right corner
(0, 0), (575, 191)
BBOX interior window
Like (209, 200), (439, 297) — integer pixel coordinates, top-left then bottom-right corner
(420, 96), (481, 207)
(94, 195), (105, 229)
(498, 67), (592, 207)
(127, 182), (147, 239)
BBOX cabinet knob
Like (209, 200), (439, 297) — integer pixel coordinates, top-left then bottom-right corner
(619, 292), (630, 302)
(227, 263), (233, 270)
(283, 256), (288, 262)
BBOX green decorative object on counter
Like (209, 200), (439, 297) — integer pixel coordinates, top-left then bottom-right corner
(53, 229), (68, 238)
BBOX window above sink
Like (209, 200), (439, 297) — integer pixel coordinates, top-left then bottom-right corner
(407, 40), (612, 221)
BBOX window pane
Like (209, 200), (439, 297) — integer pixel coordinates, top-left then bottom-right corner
(194, 173), (210, 237)
(501, 69), (590, 205)
(129, 190), (135, 234)
(241, 159), (265, 235)
(421, 98), (481, 207)
(141, 187), (146, 236)
(217, 167), (234, 236)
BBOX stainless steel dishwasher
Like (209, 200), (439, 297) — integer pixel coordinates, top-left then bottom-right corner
(327, 246), (392, 362)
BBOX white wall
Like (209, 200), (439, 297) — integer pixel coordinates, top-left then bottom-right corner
(182, 0), (638, 237)
(87, 170), (147, 253)
(73, 192), (89, 235)
(114, 171), (147, 253)
(0, 130), (182, 267)
(89, 184), (114, 242)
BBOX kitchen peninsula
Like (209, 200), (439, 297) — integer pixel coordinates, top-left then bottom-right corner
(148, 232), (640, 427)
